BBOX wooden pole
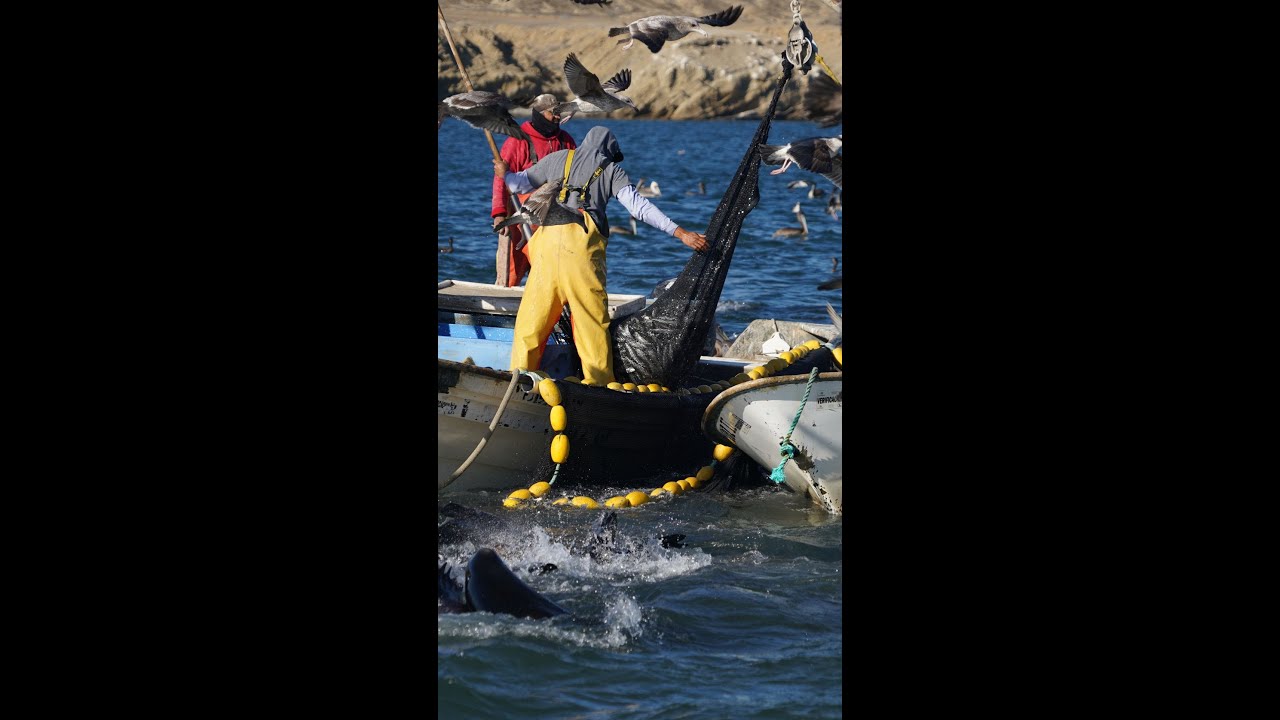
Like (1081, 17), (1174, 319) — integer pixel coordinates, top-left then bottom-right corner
(439, 2), (528, 286)
(438, 3), (500, 160)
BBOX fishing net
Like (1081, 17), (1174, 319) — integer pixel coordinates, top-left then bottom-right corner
(608, 59), (798, 388)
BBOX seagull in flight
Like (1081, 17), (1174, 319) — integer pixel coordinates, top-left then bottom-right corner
(608, 5), (744, 54)
(554, 53), (637, 122)
(759, 135), (842, 189)
(439, 91), (529, 141)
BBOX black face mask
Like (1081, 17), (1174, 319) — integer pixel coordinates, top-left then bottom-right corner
(530, 111), (560, 137)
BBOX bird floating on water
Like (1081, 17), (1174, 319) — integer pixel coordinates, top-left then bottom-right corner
(807, 184), (826, 199)
(826, 191), (841, 220)
(494, 180), (585, 234)
(609, 216), (638, 236)
(685, 181), (706, 196)
(817, 259), (841, 290)
(440, 238), (454, 254)
(439, 91), (530, 141)
(608, 5), (744, 54)
(555, 53), (637, 123)
(760, 135), (842, 189)
(637, 180), (661, 198)
(772, 202), (808, 238)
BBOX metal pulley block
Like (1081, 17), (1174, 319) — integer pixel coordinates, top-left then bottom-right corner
(785, 20), (817, 74)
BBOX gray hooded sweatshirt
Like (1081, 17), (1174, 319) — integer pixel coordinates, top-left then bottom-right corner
(504, 126), (678, 239)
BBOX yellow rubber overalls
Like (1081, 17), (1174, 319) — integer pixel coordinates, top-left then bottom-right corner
(510, 150), (614, 385)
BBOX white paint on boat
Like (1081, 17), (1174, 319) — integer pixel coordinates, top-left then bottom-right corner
(439, 279), (646, 319)
(702, 372), (842, 514)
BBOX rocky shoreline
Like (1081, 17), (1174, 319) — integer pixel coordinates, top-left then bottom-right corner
(438, 0), (842, 121)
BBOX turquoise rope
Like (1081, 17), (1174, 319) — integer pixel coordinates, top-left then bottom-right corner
(769, 367), (820, 484)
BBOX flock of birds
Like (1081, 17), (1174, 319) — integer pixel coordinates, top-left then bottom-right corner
(438, 3), (843, 247)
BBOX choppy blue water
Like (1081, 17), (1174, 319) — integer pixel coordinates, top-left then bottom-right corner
(438, 117), (843, 719)
(439, 487), (842, 720)
(437, 117), (843, 338)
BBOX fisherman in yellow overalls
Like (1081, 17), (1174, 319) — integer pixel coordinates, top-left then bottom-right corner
(494, 126), (709, 385)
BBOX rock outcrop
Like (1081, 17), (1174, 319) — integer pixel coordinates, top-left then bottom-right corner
(438, 0), (843, 121)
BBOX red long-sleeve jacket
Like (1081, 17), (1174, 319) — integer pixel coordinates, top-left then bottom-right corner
(491, 121), (576, 218)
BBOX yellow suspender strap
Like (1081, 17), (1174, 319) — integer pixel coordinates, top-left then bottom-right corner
(558, 150), (575, 202)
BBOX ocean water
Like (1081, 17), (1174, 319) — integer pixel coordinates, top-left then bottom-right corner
(437, 116), (844, 338)
(438, 116), (843, 719)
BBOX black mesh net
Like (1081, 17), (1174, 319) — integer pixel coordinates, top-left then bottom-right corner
(609, 61), (796, 388)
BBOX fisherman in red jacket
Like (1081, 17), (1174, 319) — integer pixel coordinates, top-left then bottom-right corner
(491, 94), (577, 287)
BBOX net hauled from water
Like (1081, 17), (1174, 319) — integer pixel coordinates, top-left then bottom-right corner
(609, 61), (797, 389)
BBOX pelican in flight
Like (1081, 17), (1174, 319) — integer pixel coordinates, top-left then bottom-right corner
(608, 6), (744, 54)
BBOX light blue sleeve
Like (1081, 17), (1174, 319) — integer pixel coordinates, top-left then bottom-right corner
(504, 171), (534, 194)
(617, 185), (678, 236)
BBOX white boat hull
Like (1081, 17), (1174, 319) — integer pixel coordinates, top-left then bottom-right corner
(702, 372), (843, 514)
(438, 362), (554, 493)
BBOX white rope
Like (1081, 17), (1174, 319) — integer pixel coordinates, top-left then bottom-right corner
(443, 369), (528, 488)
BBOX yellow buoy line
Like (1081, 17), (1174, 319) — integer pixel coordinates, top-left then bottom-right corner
(502, 338), (840, 510)
(503, 445), (730, 510)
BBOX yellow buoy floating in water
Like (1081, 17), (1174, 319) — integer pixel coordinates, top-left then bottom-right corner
(529, 481), (551, 497)
(503, 497), (523, 508)
(509, 489), (533, 501)
(552, 497), (570, 506)
(626, 490), (650, 507)
(685, 476), (701, 489)
(676, 479), (691, 492)
(572, 496), (600, 509)
(662, 481), (684, 495)
(604, 496), (630, 509)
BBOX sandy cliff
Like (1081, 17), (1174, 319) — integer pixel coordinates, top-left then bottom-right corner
(438, 0), (843, 120)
